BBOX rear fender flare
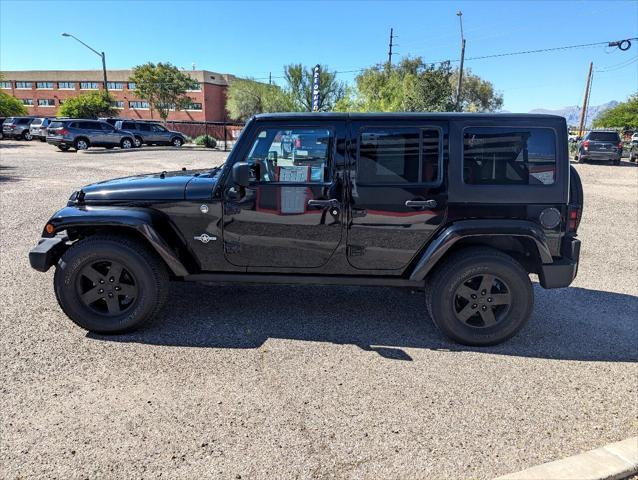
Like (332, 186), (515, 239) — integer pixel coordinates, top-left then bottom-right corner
(45, 206), (189, 276)
(409, 219), (553, 281)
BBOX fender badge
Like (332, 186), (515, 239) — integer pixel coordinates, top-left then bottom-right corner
(200, 204), (209, 214)
(194, 234), (216, 244)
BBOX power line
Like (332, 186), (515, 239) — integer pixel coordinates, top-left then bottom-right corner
(250, 37), (638, 81)
(595, 55), (638, 72)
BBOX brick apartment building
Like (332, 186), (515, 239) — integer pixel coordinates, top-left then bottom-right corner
(0, 69), (234, 122)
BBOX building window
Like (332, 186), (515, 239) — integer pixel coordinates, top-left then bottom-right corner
(80, 82), (100, 90)
(129, 101), (149, 109)
(36, 82), (54, 89)
(127, 82), (137, 90)
(21, 99), (34, 106)
(186, 102), (202, 110)
(107, 82), (124, 90)
(0, 81), (11, 89)
(187, 83), (202, 92)
(38, 99), (56, 107)
(58, 82), (75, 89)
(16, 82), (33, 89)
(463, 127), (557, 185)
(112, 100), (124, 109)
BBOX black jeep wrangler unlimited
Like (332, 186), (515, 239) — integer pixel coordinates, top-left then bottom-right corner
(29, 113), (583, 346)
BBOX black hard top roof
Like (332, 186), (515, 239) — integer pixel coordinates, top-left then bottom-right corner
(253, 112), (566, 121)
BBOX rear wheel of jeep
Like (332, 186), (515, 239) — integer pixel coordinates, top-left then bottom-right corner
(426, 247), (533, 346)
(54, 235), (169, 334)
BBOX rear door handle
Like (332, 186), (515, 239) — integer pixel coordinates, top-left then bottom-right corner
(405, 199), (437, 208)
(308, 199), (340, 209)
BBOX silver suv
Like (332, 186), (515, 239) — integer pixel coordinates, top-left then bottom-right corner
(114, 120), (186, 147)
(2, 117), (35, 140)
(29, 117), (54, 142)
(46, 119), (136, 152)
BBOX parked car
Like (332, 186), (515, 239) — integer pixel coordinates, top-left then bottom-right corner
(629, 140), (638, 163)
(576, 130), (623, 165)
(114, 120), (186, 148)
(2, 117), (35, 140)
(46, 119), (136, 151)
(29, 117), (55, 142)
(631, 132), (638, 143)
(29, 112), (582, 346)
(0, 117), (6, 140)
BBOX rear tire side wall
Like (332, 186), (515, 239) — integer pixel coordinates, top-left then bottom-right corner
(426, 247), (534, 346)
(54, 235), (169, 333)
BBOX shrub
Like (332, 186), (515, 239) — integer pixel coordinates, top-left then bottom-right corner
(194, 135), (217, 148)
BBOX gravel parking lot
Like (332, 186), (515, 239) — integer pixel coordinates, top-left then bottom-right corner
(1, 140), (637, 479)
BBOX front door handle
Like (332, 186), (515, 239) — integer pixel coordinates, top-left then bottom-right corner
(308, 199), (340, 209)
(405, 199), (438, 208)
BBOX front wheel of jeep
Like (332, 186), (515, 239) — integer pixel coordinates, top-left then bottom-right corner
(54, 235), (169, 334)
(426, 247), (533, 346)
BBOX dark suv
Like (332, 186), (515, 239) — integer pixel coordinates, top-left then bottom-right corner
(114, 120), (186, 148)
(576, 130), (623, 165)
(46, 119), (136, 151)
(29, 113), (583, 346)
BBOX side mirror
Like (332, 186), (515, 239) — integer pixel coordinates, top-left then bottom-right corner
(232, 162), (250, 187)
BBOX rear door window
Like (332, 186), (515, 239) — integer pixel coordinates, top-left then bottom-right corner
(18, 118), (32, 125)
(121, 122), (136, 130)
(463, 127), (556, 185)
(357, 127), (441, 184)
(138, 123), (152, 132)
(79, 121), (96, 130)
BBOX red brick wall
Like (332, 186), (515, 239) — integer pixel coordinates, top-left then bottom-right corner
(4, 82), (229, 121)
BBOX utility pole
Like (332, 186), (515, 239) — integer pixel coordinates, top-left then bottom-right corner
(269, 72), (272, 85)
(455, 11), (466, 111)
(387, 28), (395, 66)
(577, 62), (593, 138)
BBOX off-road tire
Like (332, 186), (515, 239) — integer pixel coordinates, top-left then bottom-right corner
(54, 235), (169, 334)
(425, 247), (533, 346)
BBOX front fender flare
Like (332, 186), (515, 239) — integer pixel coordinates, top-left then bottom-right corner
(45, 206), (189, 276)
(408, 219), (553, 281)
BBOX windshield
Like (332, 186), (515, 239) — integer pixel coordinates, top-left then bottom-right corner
(587, 132), (619, 142)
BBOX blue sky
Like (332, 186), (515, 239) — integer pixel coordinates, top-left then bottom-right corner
(1, 0), (636, 111)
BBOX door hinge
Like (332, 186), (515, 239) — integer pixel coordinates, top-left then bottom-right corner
(347, 245), (366, 257)
(224, 241), (241, 254)
(224, 203), (241, 216)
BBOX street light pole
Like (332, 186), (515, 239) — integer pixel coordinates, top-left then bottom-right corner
(61, 33), (109, 94)
(455, 11), (466, 111)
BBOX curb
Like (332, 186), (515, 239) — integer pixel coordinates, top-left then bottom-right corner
(495, 437), (638, 480)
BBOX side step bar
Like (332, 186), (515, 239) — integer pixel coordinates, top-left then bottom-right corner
(183, 273), (424, 288)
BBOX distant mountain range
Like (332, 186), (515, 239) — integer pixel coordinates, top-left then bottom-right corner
(527, 101), (618, 127)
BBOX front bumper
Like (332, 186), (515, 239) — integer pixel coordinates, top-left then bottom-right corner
(29, 235), (69, 272)
(538, 238), (581, 289)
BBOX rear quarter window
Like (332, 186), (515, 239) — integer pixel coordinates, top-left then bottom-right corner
(463, 127), (556, 185)
(48, 121), (65, 129)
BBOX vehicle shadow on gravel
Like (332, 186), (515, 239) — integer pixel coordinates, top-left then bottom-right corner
(0, 165), (21, 183)
(89, 283), (638, 362)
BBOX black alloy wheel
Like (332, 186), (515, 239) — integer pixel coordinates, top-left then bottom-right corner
(452, 274), (511, 328)
(76, 260), (138, 316)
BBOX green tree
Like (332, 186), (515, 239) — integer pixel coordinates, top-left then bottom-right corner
(593, 93), (638, 129)
(129, 62), (199, 121)
(284, 64), (346, 111)
(0, 91), (27, 116)
(57, 91), (116, 119)
(335, 57), (502, 113)
(451, 69), (503, 112)
(226, 79), (294, 121)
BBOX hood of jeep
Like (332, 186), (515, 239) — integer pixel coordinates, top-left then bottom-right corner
(79, 169), (213, 202)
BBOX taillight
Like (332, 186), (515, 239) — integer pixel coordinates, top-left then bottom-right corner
(568, 206), (582, 232)
(582, 140), (590, 150)
(58, 128), (69, 135)
(294, 137), (302, 148)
